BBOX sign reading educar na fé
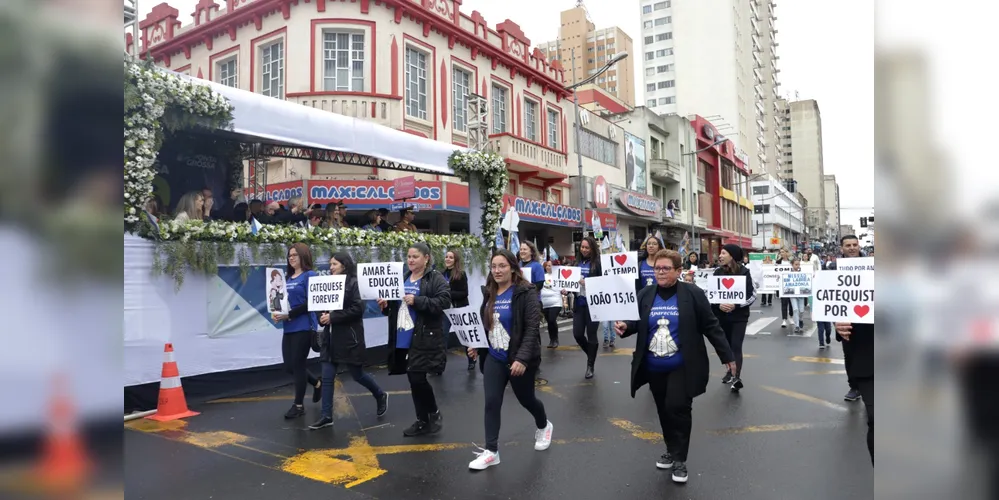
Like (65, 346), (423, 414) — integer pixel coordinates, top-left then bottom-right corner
(357, 263), (407, 300)
(811, 271), (874, 323)
(705, 275), (748, 304)
(444, 305), (489, 348)
(307, 275), (347, 312)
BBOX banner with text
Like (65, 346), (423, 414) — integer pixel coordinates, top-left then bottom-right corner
(779, 271), (813, 298)
(444, 305), (489, 348)
(761, 264), (794, 292)
(810, 271), (874, 324)
(601, 251), (639, 279)
(694, 268), (715, 289)
(706, 275), (748, 304)
(552, 266), (582, 293)
(307, 275), (347, 312)
(836, 257), (875, 272)
(358, 263), (407, 300)
(583, 275), (639, 321)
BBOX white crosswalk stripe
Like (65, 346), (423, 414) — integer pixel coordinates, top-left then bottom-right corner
(745, 317), (777, 336)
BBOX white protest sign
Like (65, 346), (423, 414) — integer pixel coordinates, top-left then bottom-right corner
(779, 271), (813, 298)
(307, 275), (347, 311)
(265, 267), (290, 314)
(521, 267), (532, 281)
(583, 275), (639, 321)
(694, 268), (715, 289)
(600, 251), (639, 279)
(552, 266), (582, 293)
(761, 264), (793, 292)
(836, 257), (875, 272)
(810, 270), (874, 324)
(705, 275), (748, 304)
(357, 262), (407, 300)
(444, 305), (489, 348)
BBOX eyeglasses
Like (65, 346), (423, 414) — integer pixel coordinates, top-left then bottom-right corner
(654, 266), (675, 273)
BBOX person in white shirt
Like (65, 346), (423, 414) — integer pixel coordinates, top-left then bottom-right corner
(804, 248), (821, 273)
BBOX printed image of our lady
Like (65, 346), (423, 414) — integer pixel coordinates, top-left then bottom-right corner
(649, 317), (679, 357)
(266, 268), (289, 314)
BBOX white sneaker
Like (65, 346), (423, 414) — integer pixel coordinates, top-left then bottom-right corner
(469, 447), (500, 470)
(781, 320), (787, 328)
(535, 421), (553, 451)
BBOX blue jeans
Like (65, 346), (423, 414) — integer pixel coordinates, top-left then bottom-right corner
(321, 361), (385, 418)
(817, 322), (832, 346)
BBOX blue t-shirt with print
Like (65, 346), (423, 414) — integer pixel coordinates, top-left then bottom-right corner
(396, 278), (421, 349)
(639, 260), (656, 289)
(645, 294), (683, 372)
(488, 287), (515, 363)
(521, 261), (544, 298)
(575, 260), (592, 306)
(284, 270), (318, 334)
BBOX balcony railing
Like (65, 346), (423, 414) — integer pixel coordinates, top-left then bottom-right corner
(489, 134), (567, 173)
(288, 93), (400, 128)
(650, 158), (681, 183)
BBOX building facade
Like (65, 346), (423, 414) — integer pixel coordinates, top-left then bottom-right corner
(782, 99), (828, 244)
(823, 174), (841, 242)
(638, 0), (780, 177)
(690, 115), (754, 256)
(750, 175), (804, 251)
(538, 6), (635, 107)
(131, 0), (582, 236)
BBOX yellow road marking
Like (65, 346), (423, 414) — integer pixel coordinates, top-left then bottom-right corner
(797, 370), (847, 375)
(538, 385), (565, 399)
(180, 431), (249, 448)
(707, 422), (820, 435)
(760, 385), (848, 412)
(608, 419), (661, 443)
(790, 356), (845, 364)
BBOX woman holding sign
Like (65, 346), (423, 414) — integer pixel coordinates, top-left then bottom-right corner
(541, 261), (562, 348)
(380, 243), (452, 437)
(712, 244), (756, 392)
(566, 236), (603, 379)
(613, 250), (737, 483)
(518, 242), (546, 292)
(638, 235), (663, 290)
(442, 250), (474, 370)
(310, 252), (389, 430)
(467, 250), (552, 470)
(274, 243), (322, 420)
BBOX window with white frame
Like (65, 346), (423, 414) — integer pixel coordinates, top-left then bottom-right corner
(646, 83), (655, 92)
(578, 129), (616, 165)
(645, 67), (655, 77)
(654, 17), (669, 26)
(644, 35), (653, 44)
(546, 108), (559, 149)
(654, 1), (669, 8)
(647, 99), (656, 107)
(642, 5), (652, 14)
(217, 57), (238, 88)
(645, 51), (654, 61)
(405, 47), (428, 120)
(524, 99), (538, 142)
(260, 42), (284, 98)
(322, 31), (365, 91)
(492, 85), (507, 133)
(452, 66), (471, 132)
(643, 20), (653, 29)
(657, 79), (675, 89)
(656, 32), (671, 41)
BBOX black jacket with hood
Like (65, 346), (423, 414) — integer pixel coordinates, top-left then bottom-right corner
(319, 276), (366, 366)
(475, 281), (543, 373)
(384, 269), (452, 374)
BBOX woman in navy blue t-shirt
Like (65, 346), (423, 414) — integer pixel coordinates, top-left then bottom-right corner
(272, 243), (321, 420)
(565, 236), (602, 379)
(517, 241), (546, 293)
(637, 235), (663, 291)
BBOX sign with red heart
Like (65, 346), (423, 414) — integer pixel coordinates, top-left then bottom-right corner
(721, 278), (735, 289)
(810, 270), (874, 324)
(706, 275), (747, 305)
(551, 266), (582, 293)
(600, 252), (639, 279)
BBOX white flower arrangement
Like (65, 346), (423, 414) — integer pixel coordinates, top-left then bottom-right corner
(447, 150), (507, 242)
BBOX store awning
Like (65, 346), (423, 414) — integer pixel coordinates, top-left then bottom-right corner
(174, 71), (464, 175)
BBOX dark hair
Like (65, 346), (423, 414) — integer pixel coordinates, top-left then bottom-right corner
(330, 251), (357, 277)
(483, 250), (526, 332)
(287, 243), (314, 275)
(519, 241), (540, 262)
(577, 236), (601, 273)
(445, 249), (465, 282)
(687, 251), (698, 262)
(653, 249), (682, 270)
(365, 209), (380, 224)
(400, 207), (413, 217)
(641, 235), (663, 260)
(408, 242), (433, 268)
(841, 234), (860, 246)
(270, 269), (282, 282)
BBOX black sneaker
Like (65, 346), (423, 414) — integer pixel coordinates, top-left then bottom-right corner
(730, 377), (744, 392)
(584, 365), (594, 379)
(428, 411), (443, 434)
(656, 452), (673, 469)
(376, 393), (388, 417)
(284, 404), (305, 419)
(721, 372), (734, 385)
(602, 339), (609, 348)
(312, 382), (322, 403)
(844, 388), (861, 401)
(308, 416), (333, 430)
(403, 420), (431, 437)
(671, 461), (688, 483)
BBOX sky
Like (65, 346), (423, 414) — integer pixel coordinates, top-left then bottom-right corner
(139, 0), (876, 233)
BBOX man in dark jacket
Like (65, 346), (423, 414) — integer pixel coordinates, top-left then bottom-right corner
(835, 236), (866, 402)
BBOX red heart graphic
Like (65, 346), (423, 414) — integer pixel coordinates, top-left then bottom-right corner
(721, 278), (735, 289)
(614, 254), (628, 266)
(853, 305), (870, 318)
(560, 269), (572, 279)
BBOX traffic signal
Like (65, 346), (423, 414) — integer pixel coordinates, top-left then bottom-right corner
(860, 217), (868, 228)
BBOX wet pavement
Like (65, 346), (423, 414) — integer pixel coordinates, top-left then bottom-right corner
(125, 302), (874, 499)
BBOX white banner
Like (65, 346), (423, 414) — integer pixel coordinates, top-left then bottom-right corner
(694, 268), (715, 289)
(358, 262), (406, 300)
(264, 267), (290, 314)
(779, 271), (813, 298)
(761, 264), (793, 292)
(810, 271), (874, 324)
(583, 275), (639, 321)
(552, 266), (582, 293)
(705, 275), (748, 304)
(307, 275), (347, 312)
(836, 257), (875, 272)
(600, 251), (639, 279)
(444, 305), (489, 348)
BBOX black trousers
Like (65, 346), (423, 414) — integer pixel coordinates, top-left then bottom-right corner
(841, 341), (857, 390)
(544, 307), (561, 342)
(281, 330), (319, 405)
(407, 371), (438, 422)
(720, 319), (748, 377)
(647, 368), (693, 462)
(572, 304), (599, 366)
(780, 298), (792, 320)
(761, 293), (772, 306)
(854, 377), (874, 464)
(483, 355), (547, 452)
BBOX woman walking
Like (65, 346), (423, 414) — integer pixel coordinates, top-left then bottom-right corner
(712, 244), (756, 392)
(518, 242), (546, 291)
(467, 250), (553, 470)
(379, 243), (452, 437)
(442, 250), (474, 370)
(786, 258), (806, 334)
(638, 235), (663, 289)
(273, 243), (322, 419)
(540, 261), (562, 348)
(565, 236), (602, 379)
(613, 249), (737, 484)
(776, 250), (793, 328)
(310, 252), (388, 430)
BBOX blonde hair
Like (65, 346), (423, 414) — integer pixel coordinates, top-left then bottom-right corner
(174, 191), (204, 220)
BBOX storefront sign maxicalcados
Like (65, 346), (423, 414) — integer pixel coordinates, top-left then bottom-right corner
(504, 195), (582, 226)
(616, 191), (661, 218)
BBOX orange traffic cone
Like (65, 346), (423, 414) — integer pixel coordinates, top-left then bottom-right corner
(147, 343), (200, 421)
(35, 375), (91, 490)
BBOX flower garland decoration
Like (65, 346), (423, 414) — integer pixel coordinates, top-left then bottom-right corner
(447, 150), (507, 242)
(123, 59), (234, 227)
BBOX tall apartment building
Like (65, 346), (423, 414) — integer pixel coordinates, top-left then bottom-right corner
(538, 5), (635, 106)
(638, 0), (780, 176)
(782, 98), (828, 243)
(823, 174), (840, 240)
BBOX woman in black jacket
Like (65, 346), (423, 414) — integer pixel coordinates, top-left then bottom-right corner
(613, 249), (736, 484)
(443, 249), (474, 371)
(310, 252), (388, 430)
(467, 250), (552, 470)
(712, 244), (756, 392)
(564, 236), (602, 379)
(379, 243), (452, 437)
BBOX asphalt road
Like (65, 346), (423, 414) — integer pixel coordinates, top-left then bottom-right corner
(125, 300), (874, 499)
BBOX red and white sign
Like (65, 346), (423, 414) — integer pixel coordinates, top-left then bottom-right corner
(393, 176), (416, 200)
(593, 176), (609, 209)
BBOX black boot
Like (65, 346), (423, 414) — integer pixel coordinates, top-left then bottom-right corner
(584, 364), (594, 379)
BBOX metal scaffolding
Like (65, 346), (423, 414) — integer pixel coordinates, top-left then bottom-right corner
(124, 0), (139, 59)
